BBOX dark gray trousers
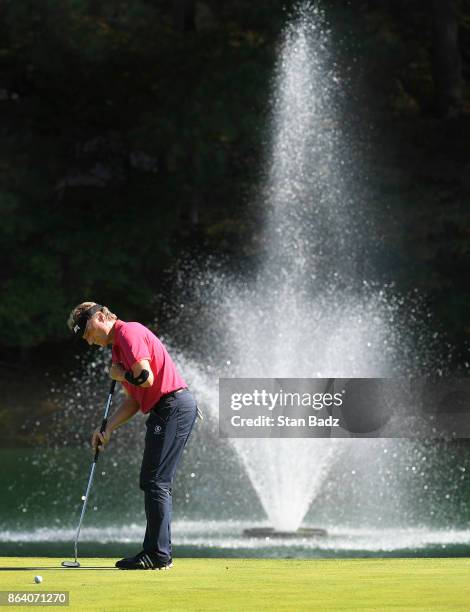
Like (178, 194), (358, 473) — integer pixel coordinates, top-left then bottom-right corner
(139, 389), (197, 562)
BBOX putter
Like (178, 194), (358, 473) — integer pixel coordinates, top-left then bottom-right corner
(61, 379), (116, 568)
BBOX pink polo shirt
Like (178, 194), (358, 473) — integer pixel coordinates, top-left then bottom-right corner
(111, 319), (187, 414)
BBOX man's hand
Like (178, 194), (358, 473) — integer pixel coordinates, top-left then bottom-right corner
(109, 363), (126, 382)
(91, 427), (112, 453)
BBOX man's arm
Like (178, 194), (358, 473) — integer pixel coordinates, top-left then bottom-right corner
(107, 396), (140, 431)
(110, 359), (154, 388)
(130, 359), (154, 388)
(92, 396), (140, 452)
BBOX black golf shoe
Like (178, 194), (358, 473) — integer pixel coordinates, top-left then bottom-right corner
(115, 551), (173, 570)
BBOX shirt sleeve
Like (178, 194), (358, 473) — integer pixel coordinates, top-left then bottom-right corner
(119, 326), (151, 369)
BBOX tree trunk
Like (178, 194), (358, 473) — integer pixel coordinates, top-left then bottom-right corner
(88, 0), (103, 18)
(174, 0), (195, 32)
(431, 0), (462, 117)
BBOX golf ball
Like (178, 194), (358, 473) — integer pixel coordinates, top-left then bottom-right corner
(34, 576), (43, 584)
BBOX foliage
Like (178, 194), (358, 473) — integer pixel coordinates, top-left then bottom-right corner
(0, 0), (469, 353)
(0, 0), (284, 349)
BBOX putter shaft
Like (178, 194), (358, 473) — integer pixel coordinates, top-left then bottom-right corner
(66, 379), (116, 565)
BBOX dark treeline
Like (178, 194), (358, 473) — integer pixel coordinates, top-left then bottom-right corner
(0, 0), (469, 360)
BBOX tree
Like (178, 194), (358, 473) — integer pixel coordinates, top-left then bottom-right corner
(174, 0), (195, 32)
(432, 0), (462, 117)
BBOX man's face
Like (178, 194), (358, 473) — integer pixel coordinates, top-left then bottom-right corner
(83, 314), (109, 347)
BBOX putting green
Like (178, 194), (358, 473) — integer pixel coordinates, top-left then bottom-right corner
(0, 557), (469, 611)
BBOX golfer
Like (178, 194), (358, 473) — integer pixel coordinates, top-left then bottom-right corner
(67, 302), (198, 570)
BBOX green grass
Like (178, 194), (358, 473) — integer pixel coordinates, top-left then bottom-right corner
(0, 558), (469, 611)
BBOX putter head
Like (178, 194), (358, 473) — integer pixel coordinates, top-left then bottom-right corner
(61, 560), (80, 568)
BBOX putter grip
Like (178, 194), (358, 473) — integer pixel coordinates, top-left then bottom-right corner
(94, 416), (108, 462)
(93, 379), (116, 462)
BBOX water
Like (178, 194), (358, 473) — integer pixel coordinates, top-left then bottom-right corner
(167, 2), (423, 533)
(2, 2), (469, 557)
(2, 441), (470, 558)
(3, 521), (470, 559)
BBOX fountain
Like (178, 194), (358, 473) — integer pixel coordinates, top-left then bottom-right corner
(166, 2), (416, 536)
